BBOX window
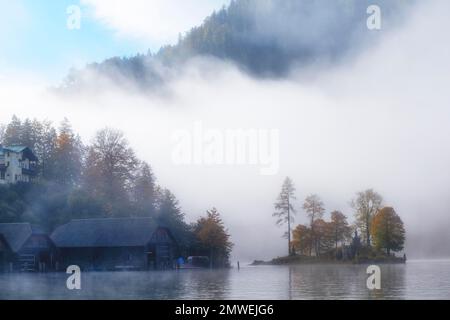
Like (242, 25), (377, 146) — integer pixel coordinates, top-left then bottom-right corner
(0, 171), (4, 180)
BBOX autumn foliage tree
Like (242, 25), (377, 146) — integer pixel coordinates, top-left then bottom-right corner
(371, 207), (405, 255)
(303, 194), (325, 256)
(292, 224), (311, 256)
(49, 119), (84, 186)
(312, 219), (334, 256)
(292, 218), (341, 258)
(194, 208), (233, 268)
(330, 211), (351, 252)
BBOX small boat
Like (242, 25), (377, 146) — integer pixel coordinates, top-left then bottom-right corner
(178, 256), (210, 269)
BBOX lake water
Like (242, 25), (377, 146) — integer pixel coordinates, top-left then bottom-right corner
(0, 260), (449, 300)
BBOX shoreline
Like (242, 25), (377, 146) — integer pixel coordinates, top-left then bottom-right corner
(250, 255), (406, 266)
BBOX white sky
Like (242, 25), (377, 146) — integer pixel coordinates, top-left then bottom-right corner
(81, 0), (230, 46)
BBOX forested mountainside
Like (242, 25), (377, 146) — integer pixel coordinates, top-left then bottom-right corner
(61, 0), (411, 91)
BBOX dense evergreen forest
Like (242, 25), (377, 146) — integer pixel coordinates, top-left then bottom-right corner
(61, 0), (411, 91)
(0, 116), (232, 267)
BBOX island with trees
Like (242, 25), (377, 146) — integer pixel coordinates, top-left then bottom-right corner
(254, 177), (406, 265)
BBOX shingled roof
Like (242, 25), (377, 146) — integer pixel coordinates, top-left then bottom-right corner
(0, 223), (42, 252)
(0, 145), (38, 161)
(51, 218), (160, 248)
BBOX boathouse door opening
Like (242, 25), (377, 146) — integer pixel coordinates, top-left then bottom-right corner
(147, 246), (156, 270)
(0, 252), (4, 272)
(157, 244), (171, 270)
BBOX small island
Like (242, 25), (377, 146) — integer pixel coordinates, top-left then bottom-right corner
(256, 179), (406, 266)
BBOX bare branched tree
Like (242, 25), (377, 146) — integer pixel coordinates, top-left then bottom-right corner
(273, 177), (297, 255)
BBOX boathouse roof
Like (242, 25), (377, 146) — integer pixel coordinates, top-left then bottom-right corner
(0, 223), (44, 252)
(50, 218), (167, 248)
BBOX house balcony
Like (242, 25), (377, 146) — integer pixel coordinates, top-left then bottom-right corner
(22, 167), (38, 176)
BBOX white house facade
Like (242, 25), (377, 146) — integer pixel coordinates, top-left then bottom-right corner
(0, 146), (38, 184)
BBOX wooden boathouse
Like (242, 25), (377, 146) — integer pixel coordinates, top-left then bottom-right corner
(50, 218), (177, 271)
(0, 223), (57, 272)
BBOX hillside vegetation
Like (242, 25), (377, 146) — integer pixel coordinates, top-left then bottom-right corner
(61, 0), (411, 91)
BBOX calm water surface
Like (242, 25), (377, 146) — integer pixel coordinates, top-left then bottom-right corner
(0, 260), (449, 300)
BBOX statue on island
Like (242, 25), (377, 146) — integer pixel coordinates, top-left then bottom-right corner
(341, 230), (362, 261)
(350, 230), (361, 260)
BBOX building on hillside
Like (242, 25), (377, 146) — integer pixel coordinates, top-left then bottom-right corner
(0, 145), (38, 184)
(51, 218), (178, 271)
(0, 223), (58, 272)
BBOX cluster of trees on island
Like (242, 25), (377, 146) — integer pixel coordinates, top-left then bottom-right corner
(274, 177), (406, 261)
(0, 116), (232, 268)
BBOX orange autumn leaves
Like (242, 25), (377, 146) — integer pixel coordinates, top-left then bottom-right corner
(371, 207), (405, 255)
(194, 208), (233, 267)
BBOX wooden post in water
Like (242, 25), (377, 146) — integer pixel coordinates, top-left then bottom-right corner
(237, 261), (240, 271)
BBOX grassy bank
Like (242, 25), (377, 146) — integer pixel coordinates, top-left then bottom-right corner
(251, 254), (406, 266)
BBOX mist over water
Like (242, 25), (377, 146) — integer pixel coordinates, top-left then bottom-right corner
(1, 0), (450, 261)
(1, 260), (450, 300)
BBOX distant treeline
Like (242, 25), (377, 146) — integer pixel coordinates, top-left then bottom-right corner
(0, 116), (232, 267)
